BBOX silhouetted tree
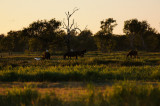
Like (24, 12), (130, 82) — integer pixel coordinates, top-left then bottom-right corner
(77, 30), (96, 51)
(0, 34), (5, 52)
(113, 35), (130, 51)
(124, 19), (138, 49)
(101, 18), (117, 34)
(95, 18), (117, 52)
(124, 19), (158, 50)
(62, 8), (81, 52)
(23, 19), (62, 51)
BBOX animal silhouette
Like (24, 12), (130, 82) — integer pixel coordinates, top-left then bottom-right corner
(64, 49), (87, 59)
(76, 49), (86, 57)
(127, 50), (138, 58)
(42, 50), (50, 60)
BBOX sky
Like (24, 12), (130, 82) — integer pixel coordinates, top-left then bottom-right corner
(0, 0), (160, 35)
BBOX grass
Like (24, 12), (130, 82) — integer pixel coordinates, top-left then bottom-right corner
(0, 51), (160, 67)
(0, 82), (160, 106)
(0, 65), (159, 82)
(1, 51), (160, 105)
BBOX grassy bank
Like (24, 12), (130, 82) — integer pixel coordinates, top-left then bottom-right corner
(0, 65), (160, 82)
(1, 82), (160, 106)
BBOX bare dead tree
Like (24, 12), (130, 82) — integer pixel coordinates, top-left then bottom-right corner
(62, 7), (81, 52)
(159, 23), (160, 33)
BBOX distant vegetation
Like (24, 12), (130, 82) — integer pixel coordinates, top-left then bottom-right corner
(0, 18), (159, 53)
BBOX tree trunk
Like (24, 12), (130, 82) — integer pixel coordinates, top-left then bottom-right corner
(129, 34), (134, 49)
(66, 33), (71, 52)
(140, 34), (147, 50)
(67, 39), (70, 52)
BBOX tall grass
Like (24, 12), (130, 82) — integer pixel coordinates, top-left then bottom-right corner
(0, 88), (39, 106)
(108, 82), (160, 106)
(0, 65), (160, 82)
(1, 82), (160, 106)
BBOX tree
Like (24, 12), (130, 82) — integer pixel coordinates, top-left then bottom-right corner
(94, 18), (117, 52)
(62, 8), (81, 52)
(7, 31), (23, 52)
(143, 30), (159, 51)
(100, 18), (117, 34)
(49, 30), (66, 52)
(0, 36), (13, 52)
(124, 19), (138, 49)
(94, 31), (109, 52)
(28, 38), (42, 52)
(77, 30), (96, 51)
(23, 19), (61, 51)
(0, 34), (5, 52)
(123, 19), (155, 50)
(113, 35), (130, 51)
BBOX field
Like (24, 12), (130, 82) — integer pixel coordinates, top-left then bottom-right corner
(1, 51), (160, 106)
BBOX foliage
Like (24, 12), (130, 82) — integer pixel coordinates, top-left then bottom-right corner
(100, 18), (117, 34)
(77, 30), (97, 51)
(94, 18), (117, 52)
(123, 19), (158, 50)
(0, 18), (160, 52)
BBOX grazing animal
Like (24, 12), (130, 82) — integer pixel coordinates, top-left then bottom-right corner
(127, 50), (138, 58)
(76, 49), (87, 57)
(44, 52), (50, 59)
(64, 49), (87, 59)
(64, 51), (78, 59)
(42, 50), (50, 60)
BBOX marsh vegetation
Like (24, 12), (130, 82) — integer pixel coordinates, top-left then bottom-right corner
(0, 51), (160, 105)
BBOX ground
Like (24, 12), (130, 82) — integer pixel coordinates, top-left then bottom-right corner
(0, 51), (160, 105)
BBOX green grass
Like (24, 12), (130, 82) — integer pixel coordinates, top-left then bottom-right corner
(108, 82), (160, 106)
(0, 65), (160, 82)
(1, 82), (160, 106)
(1, 51), (160, 105)
(1, 51), (160, 67)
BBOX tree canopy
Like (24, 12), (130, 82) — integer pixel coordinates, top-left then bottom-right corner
(0, 17), (159, 53)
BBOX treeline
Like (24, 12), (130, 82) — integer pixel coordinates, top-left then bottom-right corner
(0, 18), (159, 53)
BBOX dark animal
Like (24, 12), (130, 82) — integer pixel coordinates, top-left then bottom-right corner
(45, 52), (50, 59)
(64, 51), (78, 59)
(42, 51), (50, 60)
(76, 49), (87, 57)
(64, 49), (87, 59)
(127, 50), (138, 58)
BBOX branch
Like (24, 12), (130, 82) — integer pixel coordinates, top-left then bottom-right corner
(71, 27), (81, 33)
(84, 25), (88, 30)
(65, 12), (69, 19)
(70, 19), (74, 29)
(69, 8), (79, 18)
(65, 12), (68, 16)
(61, 26), (68, 30)
(75, 28), (81, 32)
(62, 19), (67, 28)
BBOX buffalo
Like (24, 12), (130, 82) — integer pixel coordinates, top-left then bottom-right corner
(127, 50), (138, 58)
(64, 49), (86, 59)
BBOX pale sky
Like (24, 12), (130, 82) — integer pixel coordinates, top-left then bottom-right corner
(0, 0), (160, 35)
